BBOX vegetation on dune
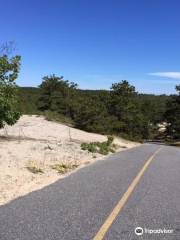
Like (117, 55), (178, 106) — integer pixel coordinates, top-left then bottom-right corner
(51, 163), (79, 174)
(43, 110), (74, 126)
(26, 160), (44, 174)
(17, 74), (180, 142)
(27, 165), (44, 174)
(81, 136), (116, 155)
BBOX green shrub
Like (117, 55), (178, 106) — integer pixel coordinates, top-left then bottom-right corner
(81, 143), (97, 153)
(81, 136), (115, 155)
(107, 135), (114, 146)
(43, 110), (74, 126)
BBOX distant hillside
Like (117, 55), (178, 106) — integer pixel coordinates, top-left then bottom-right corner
(18, 86), (170, 117)
(18, 87), (40, 114)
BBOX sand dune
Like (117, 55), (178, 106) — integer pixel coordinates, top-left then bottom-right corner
(0, 115), (139, 205)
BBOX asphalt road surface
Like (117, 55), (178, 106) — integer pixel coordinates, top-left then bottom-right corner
(0, 144), (180, 240)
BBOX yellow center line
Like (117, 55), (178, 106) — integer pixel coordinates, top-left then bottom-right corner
(93, 147), (162, 240)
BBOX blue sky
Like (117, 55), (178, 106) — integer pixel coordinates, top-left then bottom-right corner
(1, 0), (180, 94)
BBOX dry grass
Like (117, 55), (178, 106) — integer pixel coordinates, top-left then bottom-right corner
(51, 163), (79, 174)
(26, 160), (44, 174)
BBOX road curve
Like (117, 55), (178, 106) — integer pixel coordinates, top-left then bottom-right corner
(0, 144), (180, 240)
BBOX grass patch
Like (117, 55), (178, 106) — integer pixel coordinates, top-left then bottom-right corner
(26, 160), (44, 174)
(81, 136), (115, 155)
(51, 163), (79, 174)
(27, 166), (44, 174)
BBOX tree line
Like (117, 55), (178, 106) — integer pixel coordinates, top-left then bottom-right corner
(0, 49), (179, 141)
(19, 74), (178, 141)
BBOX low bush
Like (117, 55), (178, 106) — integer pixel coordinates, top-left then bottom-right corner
(81, 136), (115, 155)
(81, 143), (97, 153)
(43, 110), (74, 126)
(107, 135), (114, 146)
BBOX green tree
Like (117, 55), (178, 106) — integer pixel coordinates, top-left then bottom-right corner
(0, 49), (21, 128)
(110, 80), (136, 118)
(110, 80), (153, 139)
(165, 85), (180, 139)
(73, 95), (119, 134)
(38, 74), (77, 116)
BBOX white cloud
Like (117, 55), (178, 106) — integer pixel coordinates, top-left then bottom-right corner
(149, 72), (180, 80)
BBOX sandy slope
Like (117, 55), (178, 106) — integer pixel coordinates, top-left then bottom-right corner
(0, 115), (139, 205)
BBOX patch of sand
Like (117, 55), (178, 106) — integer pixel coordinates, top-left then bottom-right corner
(0, 115), (139, 205)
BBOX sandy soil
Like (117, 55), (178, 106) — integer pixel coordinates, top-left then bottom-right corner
(0, 115), (139, 205)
